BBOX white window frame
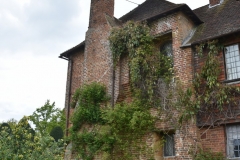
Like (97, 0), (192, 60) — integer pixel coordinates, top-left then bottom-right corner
(224, 44), (240, 81)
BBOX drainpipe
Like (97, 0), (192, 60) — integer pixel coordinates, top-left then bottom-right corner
(111, 66), (115, 108)
(65, 58), (73, 137)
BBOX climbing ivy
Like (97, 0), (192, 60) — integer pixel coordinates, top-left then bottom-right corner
(109, 21), (174, 103)
(178, 40), (240, 125)
(70, 82), (108, 132)
(69, 83), (155, 160)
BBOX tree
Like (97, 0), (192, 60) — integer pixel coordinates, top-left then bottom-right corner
(0, 116), (64, 160)
(50, 126), (64, 142)
(29, 100), (65, 136)
(0, 123), (12, 135)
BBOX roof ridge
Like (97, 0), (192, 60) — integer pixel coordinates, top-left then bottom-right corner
(119, 0), (180, 22)
(193, 4), (208, 12)
(119, 0), (147, 21)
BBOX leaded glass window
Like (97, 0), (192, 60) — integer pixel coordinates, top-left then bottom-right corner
(161, 40), (173, 57)
(224, 44), (240, 80)
(164, 134), (175, 157)
(226, 124), (240, 158)
(160, 40), (173, 68)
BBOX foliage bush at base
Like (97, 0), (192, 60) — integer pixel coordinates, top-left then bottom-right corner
(0, 116), (64, 160)
(194, 149), (225, 160)
(69, 82), (155, 160)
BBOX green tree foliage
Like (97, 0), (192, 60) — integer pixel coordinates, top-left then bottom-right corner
(29, 100), (65, 136)
(50, 126), (64, 142)
(0, 123), (12, 135)
(1, 118), (18, 129)
(0, 116), (64, 160)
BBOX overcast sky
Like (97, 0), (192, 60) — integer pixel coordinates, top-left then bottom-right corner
(0, 0), (209, 122)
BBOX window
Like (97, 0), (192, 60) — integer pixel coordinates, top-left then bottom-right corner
(226, 124), (240, 159)
(224, 44), (240, 80)
(164, 133), (175, 157)
(160, 40), (173, 58)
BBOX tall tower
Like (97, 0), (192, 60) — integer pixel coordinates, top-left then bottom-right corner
(83, 0), (115, 93)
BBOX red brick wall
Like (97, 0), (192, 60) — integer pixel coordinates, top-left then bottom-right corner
(193, 33), (240, 156)
(200, 126), (226, 155)
(70, 51), (85, 96)
(149, 12), (198, 159)
(65, 0), (115, 138)
(150, 12), (195, 86)
(89, 0), (114, 28)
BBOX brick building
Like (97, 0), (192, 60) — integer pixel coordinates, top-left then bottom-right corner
(59, 0), (240, 159)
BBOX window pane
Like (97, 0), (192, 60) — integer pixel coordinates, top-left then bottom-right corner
(226, 125), (240, 158)
(234, 45), (239, 51)
(236, 57), (240, 63)
(164, 134), (175, 157)
(160, 41), (173, 58)
(225, 44), (240, 80)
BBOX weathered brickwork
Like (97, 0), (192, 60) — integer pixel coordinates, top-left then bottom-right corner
(200, 126), (226, 155)
(83, 26), (112, 89)
(70, 51), (85, 95)
(193, 32), (240, 156)
(65, 49), (85, 131)
(150, 12), (195, 86)
(148, 12), (198, 160)
(115, 55), (131, 103)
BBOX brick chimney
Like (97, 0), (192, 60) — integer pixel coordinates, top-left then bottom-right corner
(89, 0), (114, 28)
(209, 0), (223, 7)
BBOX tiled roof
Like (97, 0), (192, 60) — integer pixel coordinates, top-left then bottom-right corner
(59, 41), (85, 59)
(189, 0), (240, 44)
(120, 0), (182, 22)
(120, 0), (201, 24)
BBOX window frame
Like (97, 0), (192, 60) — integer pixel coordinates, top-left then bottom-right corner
(223, 43), (240, 83)
(226, 124), (240, 159)
(160, 40), (173, 58)
(163, 133), (175, 157)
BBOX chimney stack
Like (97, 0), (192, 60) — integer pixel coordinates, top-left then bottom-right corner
(89, 0), (114, 28)
(209, 0), (223, 7)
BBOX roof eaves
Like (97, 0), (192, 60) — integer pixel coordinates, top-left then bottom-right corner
(191, 28), (240, 45)
(59, 41), (85, 60)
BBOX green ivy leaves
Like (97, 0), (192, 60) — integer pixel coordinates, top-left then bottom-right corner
(109, 21), (174, 103)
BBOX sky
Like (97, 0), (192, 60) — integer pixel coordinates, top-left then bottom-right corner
(0, 0), (209, 122)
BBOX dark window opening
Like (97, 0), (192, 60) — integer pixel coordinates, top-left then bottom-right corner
(164, 133), (175, 157)
(160, 40), (173, 58)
